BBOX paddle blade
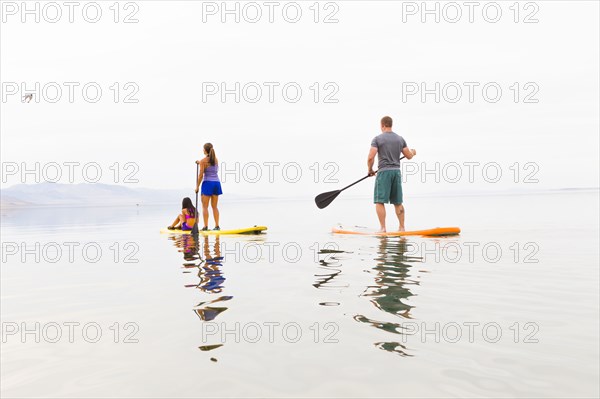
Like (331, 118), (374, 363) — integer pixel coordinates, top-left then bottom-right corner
(315, 190), (341, 209)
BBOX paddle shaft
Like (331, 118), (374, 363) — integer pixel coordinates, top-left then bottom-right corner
(339, 174), (371, 192)
(339, 155), (406, 193)
(191, 163), (199, 235)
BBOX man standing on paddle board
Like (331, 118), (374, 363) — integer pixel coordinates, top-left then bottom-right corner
(368, 116), (416, 232)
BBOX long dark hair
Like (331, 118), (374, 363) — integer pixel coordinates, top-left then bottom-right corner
(182, 197), (196, 217)
(204, 143), (217, 166)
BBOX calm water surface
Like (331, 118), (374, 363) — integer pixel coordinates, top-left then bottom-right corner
(1, 191), (599, 398)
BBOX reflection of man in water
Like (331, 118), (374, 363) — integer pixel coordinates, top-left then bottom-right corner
(365, 238), (417, 318)
(355, 237), (420, 356)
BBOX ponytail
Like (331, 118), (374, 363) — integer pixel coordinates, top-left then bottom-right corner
(208, 147), (216, 166)
(204, 143), (217, 166)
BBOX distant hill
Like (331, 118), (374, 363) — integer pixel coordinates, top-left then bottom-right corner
(0, 183), (270, 208)
(1, 183), (188, 208)
(1, 195), (33, 208)
(4, 183), (592, 209)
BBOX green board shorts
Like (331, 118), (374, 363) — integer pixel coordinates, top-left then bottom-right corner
(374, 169), (403, 204)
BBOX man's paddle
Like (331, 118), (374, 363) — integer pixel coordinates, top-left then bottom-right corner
(314, 156), (405, 209)
(191, 163), (199, 235)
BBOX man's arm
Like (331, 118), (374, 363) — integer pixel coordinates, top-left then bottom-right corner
(368, 147), (378, 176)
(402, 147), (417, 160)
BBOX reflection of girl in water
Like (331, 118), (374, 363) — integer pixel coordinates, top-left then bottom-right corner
(197, 236), (225, 293)
(193, 236), (231, 325)
(171, 235), (231, 324)
(179, 234), (199, 262)
(168, 233), (201, 266)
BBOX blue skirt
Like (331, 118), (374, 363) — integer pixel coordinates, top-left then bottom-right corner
(201, 181), (223, 196)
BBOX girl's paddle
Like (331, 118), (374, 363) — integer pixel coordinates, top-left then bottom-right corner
(191, 163), (200, 235)
(315, 156), (405, 209)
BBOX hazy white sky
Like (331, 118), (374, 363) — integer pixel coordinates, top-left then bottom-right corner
(2, 1), (599, 197)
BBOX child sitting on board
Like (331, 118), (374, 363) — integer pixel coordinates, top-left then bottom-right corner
(167, 197), (197, 231)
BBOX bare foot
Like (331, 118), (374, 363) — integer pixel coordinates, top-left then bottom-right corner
(376, 228), (387, 233)
(398, 227), (405, 232)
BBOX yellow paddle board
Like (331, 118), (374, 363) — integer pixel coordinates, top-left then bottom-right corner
(332, 226), (460, 237)
(160, 226), (267, 235)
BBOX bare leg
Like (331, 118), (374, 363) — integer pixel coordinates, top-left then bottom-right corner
(394, 204), (405, 231)
(210, 195), (220, 227)
(375, 203), (386, 232)
(169, 215), (181, 228)
(201, 195), (210, 228)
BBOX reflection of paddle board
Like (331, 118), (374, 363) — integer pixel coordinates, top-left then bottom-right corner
(160, 226), (267, 235)
(332, 226), (460, 237)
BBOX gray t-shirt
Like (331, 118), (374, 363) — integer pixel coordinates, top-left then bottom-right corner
(371, 132), (407, 171)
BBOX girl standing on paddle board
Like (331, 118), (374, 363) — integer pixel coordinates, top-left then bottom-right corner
(167, 197), (197, 231)
(195, 143), (222, 231)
